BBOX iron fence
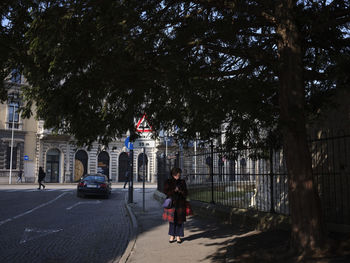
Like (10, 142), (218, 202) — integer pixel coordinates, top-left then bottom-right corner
(157, 131), (350, 226)
(181, 145), (289, 215)
(310, 130), (350, 225)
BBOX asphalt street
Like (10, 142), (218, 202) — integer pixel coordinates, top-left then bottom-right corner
(0, 187), (131, 263)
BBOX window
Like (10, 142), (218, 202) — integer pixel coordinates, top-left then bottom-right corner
(6, 146), (17, 170)
(8, 101), (20, 129)
(85, 175), (106, 182)
(11, 69), (21, 84)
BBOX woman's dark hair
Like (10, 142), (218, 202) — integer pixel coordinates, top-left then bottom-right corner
(171, 167), (182, 177)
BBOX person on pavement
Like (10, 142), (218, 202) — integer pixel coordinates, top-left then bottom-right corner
(162, 167), (188, 244)
(16, 170), (23, 183)
(38, 166), (46, 190)
(123, 170), (130, 188)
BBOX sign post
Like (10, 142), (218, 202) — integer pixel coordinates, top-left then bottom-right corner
(125, 136), (134, 204)
(134, 114), (153, 212)
(143, 147), (146, 212)
(128, 149), (134, 204)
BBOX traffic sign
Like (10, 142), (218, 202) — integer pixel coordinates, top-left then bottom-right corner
(125, 136), (134, 150)
(24, 155), (29, 161)
(133, 138), (155, 148)
(136, 114), (152, 133)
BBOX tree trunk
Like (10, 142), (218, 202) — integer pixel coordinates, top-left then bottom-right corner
(275, 0), (325, 256)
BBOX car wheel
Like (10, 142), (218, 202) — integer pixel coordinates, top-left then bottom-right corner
(77, 191), (84, 198)
(104, 194), (109, 199)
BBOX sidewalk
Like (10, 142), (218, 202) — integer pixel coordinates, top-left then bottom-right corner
(121, 188), (261, 263)
(122, 189), (350, 263)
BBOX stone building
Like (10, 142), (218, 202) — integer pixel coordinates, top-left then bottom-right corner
(0, 75), (158, 184)
(0, 73), (37, 184)
(36, 124), (158, 184)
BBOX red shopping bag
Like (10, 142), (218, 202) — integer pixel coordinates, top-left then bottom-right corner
(185, 201), (193, 216)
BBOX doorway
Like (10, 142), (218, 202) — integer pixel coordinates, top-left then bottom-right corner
(98, 151), (110, 178)
(74, 150), (88, 181)
(46, 148), (60, 183)
(119, 152), (129, 182)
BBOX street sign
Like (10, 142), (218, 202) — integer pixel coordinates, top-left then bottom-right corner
(136, 114), (152, 133)
(124, 136), (134, 150)
(24, 155), (29, 161)
(133, 138), (155, 148)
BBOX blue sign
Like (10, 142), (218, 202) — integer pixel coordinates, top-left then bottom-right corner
(24, 155), (29, 161)
(125, 136), (134, 150)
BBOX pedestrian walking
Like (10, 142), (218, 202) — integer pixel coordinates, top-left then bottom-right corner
(37, 166), (46, 190)
(123, 171), (130, 188)
(162, 167), (188, 244)
(16, 170), (23, 183)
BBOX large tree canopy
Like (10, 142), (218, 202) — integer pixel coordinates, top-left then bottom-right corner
(0, 0), (32, 100)
(2, 1), (348, 145)
(2, 0), (350, 257)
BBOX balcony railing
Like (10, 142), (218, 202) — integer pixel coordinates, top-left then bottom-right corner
(6, 122), (23, 130)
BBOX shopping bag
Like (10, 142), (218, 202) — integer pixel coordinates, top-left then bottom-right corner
(162, 198), (172, 209)
(185, 201), (193, 216)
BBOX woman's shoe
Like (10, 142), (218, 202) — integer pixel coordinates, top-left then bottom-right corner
(176, 240), (182, 244)
(169, 236), (176, 243)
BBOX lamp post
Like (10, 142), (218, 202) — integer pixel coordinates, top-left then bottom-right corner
(8, 93), (18, 184)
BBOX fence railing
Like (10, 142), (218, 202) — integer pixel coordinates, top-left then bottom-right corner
(183, 146), (289, 215)
(157, 131), (350, 226)
(310, 130), (350, 225)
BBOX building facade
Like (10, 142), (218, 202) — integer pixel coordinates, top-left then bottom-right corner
(1, 76), (159, 184)
(36, 123), (158, 184)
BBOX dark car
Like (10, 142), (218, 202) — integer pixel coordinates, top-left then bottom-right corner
(77, 174), (112, 199)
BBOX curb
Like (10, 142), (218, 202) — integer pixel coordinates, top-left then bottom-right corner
(119, 193), (138, 263)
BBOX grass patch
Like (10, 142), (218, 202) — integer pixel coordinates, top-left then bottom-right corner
(189, 189), (252, 203)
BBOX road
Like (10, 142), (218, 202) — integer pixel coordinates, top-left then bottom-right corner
(0, 187), (131, 263)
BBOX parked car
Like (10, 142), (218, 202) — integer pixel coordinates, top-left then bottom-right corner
(77, 174), (112, 199)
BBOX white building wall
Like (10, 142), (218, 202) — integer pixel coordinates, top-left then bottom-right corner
(36, 137), (158, 183)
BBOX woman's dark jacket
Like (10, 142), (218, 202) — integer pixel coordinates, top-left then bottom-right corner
(163, 177), (188, 224)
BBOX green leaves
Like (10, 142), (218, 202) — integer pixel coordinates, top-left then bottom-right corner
(2, 0), (349, 148)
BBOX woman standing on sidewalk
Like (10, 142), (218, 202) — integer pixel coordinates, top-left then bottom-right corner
(162, 167), (188, 244)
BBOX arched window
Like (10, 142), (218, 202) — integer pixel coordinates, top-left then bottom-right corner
(98, 151), (110, 178)
(74, 150), (88, 181)
(118, 152), (129, 182)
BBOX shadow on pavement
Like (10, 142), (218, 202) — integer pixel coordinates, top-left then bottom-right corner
(127, 189), (350, 263)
